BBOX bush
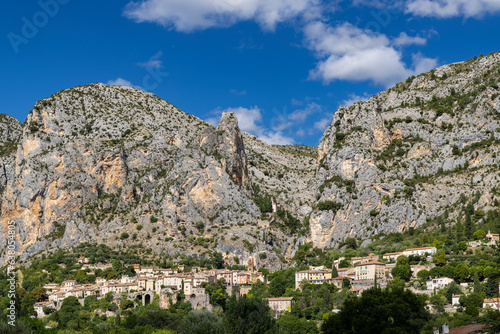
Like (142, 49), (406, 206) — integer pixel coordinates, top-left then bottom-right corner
(259, 252), (267, 260)
(195, 221), (205, 232)
(317, 201), (342, 211)
(473, 230), (486, 240)
(137, 225), (143, 231)
(120, 232), (129, 240)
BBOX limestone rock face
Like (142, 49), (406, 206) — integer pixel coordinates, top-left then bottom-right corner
(0, 114), (22, 217)
(198, 111), (249, 187)
(312, 52), (500, 248)
(0, 84), (262, 263)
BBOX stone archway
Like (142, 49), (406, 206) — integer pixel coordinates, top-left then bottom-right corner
(144, 294), (151, 305)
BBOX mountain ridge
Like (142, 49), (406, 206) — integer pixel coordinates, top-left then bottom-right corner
(1, 52), (499, 267)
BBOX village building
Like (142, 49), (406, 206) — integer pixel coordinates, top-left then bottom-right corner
(33, 301), (55, 318)
(355, 261), (386, 280)
(294, 269), (332, 289)
(266, 297), (294, 316)
(426, 277), (454, 290)
(402, 246), (437, 257)
(483, 298), (500, 310)
(382, 252), (402, 262)
(452, 295), (462, 306)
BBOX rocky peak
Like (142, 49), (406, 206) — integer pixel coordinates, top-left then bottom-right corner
(198, 111), (249, 187)
(216, 112), (249, 187)
(0, 114), (22, 144)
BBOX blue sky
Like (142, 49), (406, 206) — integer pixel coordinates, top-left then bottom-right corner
(1, 0), (499, 146)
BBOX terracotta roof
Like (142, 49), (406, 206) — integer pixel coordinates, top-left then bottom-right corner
(355, 261), (385, 266)
(403, 247), (435, 251)
(484, 298), (500, 303)
(266, 297), (294, 301)
(449, 323), (485, 334)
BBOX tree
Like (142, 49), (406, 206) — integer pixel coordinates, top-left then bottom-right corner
(211, 252), (224, 269)
(445, 281), (462, 303)
(473, 230), (486, 240)
(473, 272), (483, 295)
(432, 250), (447, 266)
(321, 287), (430, 334)
(224, 295), (277, 334)
(277, 313), (319, 334)
(391, 257), (411, 280)
(485, 276), (500, 298)
(341, 278), (351, 290)
(338, 259), (351, 269)
(195, 221), (205, 232)
(331, 267), (338, 278)
(177, 309), (224, 334)
(430, 294), (447, 313)
(457, 241), (467, 251)
(20, 293), (37, 317)
(464, 207), (473, 239)
(56, 296), (82, 329)
(344, 237), (357, 250)
(464, 292), (483, 317)
(32, 286), (47, 302)
(268, 268), (296, 297)
(453, 263), (469, 282)
(205, 279), (228, 310)
(248, 280), (269, 300)
(432, 239), (443, 249)
(417, 269), (430, 282)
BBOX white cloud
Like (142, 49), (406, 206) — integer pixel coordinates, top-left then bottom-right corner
(230, 89), (247, 96)
(406, 0), (500, 18)
(341, 93), (371, 107)
(313, 117), (331, 131)
(107, 78), (142, 89)
(393, 32), (426, 46)
(258, 131), (296, 145)
(123, 0), (322, 32)
(138, 51), (163, 69)
(288, 102), (322, 122)
(208, 106), (295, 145)
(226, 106), (264, 134)
(304, 21), (438, 87)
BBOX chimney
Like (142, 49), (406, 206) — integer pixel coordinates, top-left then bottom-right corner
(442, 324), (449, 334)
(433, 328), (439, 334)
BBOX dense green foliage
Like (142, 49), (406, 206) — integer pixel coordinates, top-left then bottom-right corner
(322, 287), (430, 334)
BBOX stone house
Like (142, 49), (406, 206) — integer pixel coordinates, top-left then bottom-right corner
(266, 297), (294, 316)
(355, 261), (386, 280)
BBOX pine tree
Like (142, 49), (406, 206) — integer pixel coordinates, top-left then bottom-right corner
(456, 217), (463, 239)
(485, 276), (499, 298)
(464, 212), (473, 239)
(473, 272), (483, 295)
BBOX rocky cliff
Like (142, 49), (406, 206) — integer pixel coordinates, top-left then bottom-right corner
(0, 114), (22, 206)
(0, 84), (311, 269)
(312, 52), (500, 248)
(1, 52), (500, 267)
